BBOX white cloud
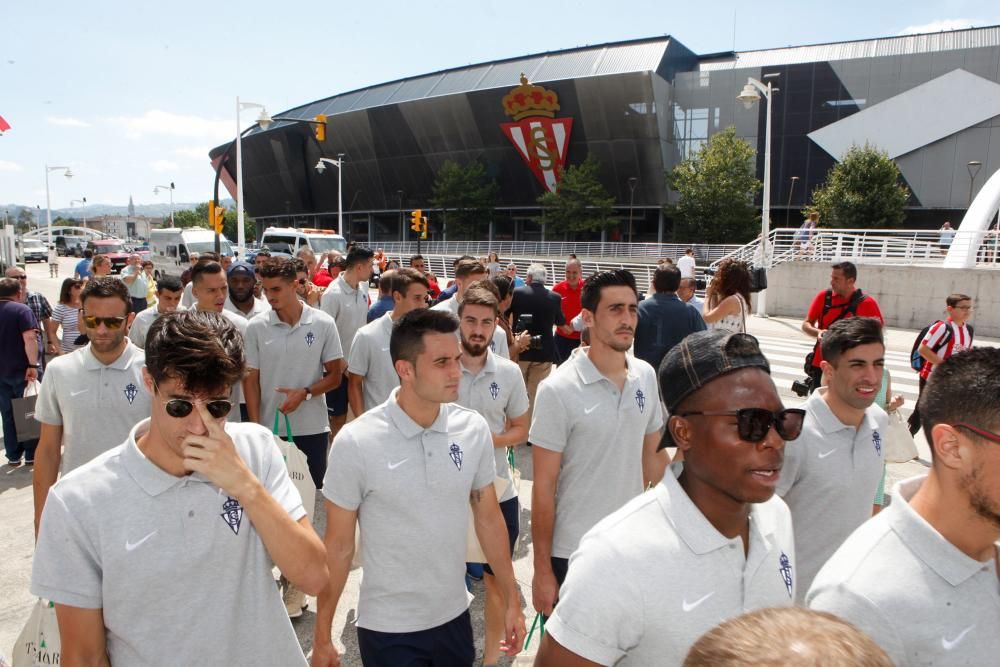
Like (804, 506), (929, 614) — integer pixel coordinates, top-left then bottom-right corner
(47, 116), (91, 128)
(0, 160), (23, 172)
(898, 19), (984, 35)
(109, 110), (232, 141)
(174, 146), (213, 161)
(150, 159), (179, 173)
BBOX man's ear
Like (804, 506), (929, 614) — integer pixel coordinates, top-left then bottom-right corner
(142, 367), (155, 394)
(669, 415), (694, 454)
(394, 359), (414, 384)
(930, 423), (965, 471)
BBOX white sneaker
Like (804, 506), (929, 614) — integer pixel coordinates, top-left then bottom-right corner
(283, 582), (307, 619)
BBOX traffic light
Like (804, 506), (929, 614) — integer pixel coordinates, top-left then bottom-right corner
(208, 201), (225, 234)
(420, 216), (428, 239)
(410, 209), (423, 233)
(314, 114), (327, 142)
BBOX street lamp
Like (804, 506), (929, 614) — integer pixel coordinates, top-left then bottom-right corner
(153, 182), (176, 227)
(627, 176), (638, 244)
(967, 161), (983, 207)
(397, 190), (404, 241)
(785, 176), (799, 228)
(45, 165), (73, 249)
(315, 153), (346, 234)
(70, 197), (87, 229)
(235, 97), (271, 256)
(737, 73), (779, 316)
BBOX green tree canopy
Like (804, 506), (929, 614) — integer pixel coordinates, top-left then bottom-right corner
(535, 155), (616, 234)
(16, 208), (35, 234)
(170, 203), (255, 242)
(430, 160), (498, 238)
(808, 144), (910, 229)
(666, 126), (762, 243)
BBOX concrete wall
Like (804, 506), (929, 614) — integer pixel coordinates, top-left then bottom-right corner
(763, 262), (998, 336)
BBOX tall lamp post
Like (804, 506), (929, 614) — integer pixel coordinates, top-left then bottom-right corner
(45, 165), (73, 249)
(627, 176), (638, 244)
(737, 73), (779, 316)
(235, 97), (270, 256)
(397, 190), (404, 241)
(314, 154), (345, 234)
(967, 160), (983, 206)
(153, 183), (176, 227)
(785, 176), (799, 228)
(70, 198), (88, 229)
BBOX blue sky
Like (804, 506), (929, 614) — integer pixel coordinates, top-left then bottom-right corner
(1, 0), (998, 210)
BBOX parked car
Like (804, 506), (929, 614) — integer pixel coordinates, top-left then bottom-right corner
(20, 239), (47, 263)
(56, 236), (87, 257)
(87, 239), (131, 273)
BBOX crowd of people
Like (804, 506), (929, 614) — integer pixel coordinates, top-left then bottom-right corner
(0, 245), (996, 667)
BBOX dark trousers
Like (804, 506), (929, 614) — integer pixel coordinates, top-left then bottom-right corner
(292, 432), (329, 489)
(908, 376), (928, 436)
(0, 375), (37, 463)
(541, 556), (571, 624)
(554, 334), (580, 364)
(357, 610), (474, 667)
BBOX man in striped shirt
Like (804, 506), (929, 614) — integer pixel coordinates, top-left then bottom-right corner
(908, 293), (974, 435)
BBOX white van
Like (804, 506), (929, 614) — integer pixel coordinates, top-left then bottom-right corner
(149, 227), (234, 279)
(258, 227), (347, 257)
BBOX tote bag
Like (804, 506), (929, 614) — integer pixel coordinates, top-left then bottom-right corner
(272, 411), (316, 521)
(884, 411), (918, 463)
(12, 599), (61, 667)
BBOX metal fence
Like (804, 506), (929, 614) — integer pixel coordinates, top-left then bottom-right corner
(376, 240), (741, 263)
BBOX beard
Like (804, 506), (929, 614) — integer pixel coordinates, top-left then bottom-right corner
(964, 465), (1000, 531)
(461, 336), (489, 357)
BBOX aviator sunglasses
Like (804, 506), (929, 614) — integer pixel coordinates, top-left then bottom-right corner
(81, 315), (127, 329)
(678, 407), (806, 442)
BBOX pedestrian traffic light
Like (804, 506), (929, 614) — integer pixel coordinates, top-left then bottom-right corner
(314, 114), (327, 142)
(410, 209), (423, 233)
(208, 201), (225, 234)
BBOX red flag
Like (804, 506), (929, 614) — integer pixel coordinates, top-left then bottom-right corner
(0, 114), (10, 133)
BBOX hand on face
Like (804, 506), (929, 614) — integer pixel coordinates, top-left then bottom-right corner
(181, 402), (256, 500)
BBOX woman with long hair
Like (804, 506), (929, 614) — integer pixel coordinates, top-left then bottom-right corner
(702, 259), (751, 333)
(486, 251), (502, 278)
(90, 255), (112, 278)
(51, 278), (85, 354)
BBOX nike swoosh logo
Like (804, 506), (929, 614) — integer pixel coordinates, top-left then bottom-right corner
(818, 449), (838, 459)
(125, 530), (158, 551)
(71, 389), (89, 397)
(388, 458), (409, 470)
(584, 404), (600, 415)
(682, 592), (714, 612)
(264, 339), (275, 345)
(942, 626), (975, 650)
(381, 346), (390, 351)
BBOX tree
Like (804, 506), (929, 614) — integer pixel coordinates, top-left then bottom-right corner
(16, 208), (35, 234)
(808, 144), (910, 229)
(666, 126), (762, 243)
(171, 203), (254, 242)
(535, 155), (616, 234)
(171, 208), (203, 229)
(430, 160), (498, 238)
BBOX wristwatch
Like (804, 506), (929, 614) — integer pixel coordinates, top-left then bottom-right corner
(27, 363), (40, 369)
(304, 388), (313, 401)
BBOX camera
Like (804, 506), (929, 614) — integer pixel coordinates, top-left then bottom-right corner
(514, 313), (543, 351)
(791, 376), (814, 397)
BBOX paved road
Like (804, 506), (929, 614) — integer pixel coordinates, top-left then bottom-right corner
(1, 258), (978, 662)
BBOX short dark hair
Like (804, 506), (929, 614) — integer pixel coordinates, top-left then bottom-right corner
(581, 269), (639, 312)
(345, 246), (374, 269)
(459, 282), (500, 318)
(455, 259), (487, 280)
(81, 276), (130, 312)
(254, 248), (271, 258)
(452, 255), (475, 268)
(83, 249), (94, 259)
(653, 265), (681, 293)
(379, 270), (397, 294)
(0, 277), (20, 298)
(946, 293), (971, 308)
(259, 256), (297, 280)
(832, 261), (858, 281)
(145, 310), (245, 396)
(59, 278), (83, 304)
(919, 347), (1000, 449)
(197, 251), (221, 264)
(409, 254), (425, 266)
(156, 275), (183, 294)
(491, 275), (513, 301)
(392, 267), (429, 296)
(390, 308), (458, 366)
(292, 258), (308, 275)
(820, 317), (884, 365)
(191, 261), (224, 284)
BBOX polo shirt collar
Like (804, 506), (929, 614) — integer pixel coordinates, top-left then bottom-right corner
(385, 388), (449, 439)
(573, 348), (639, 386)
(652, 293), (681, 302)
(889, 475), (992, 586)
(460, 349), (498, 379)
(806, 388), (879, 434)
(122, 419), (211, 497)
(266, 304), (315, 330)
(337, 274), (359, 295)
(82, 339), (142, 371)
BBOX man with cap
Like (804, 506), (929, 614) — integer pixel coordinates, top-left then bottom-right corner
(807, 347), (1000, 666)
(536, 330), (801, 666)
(129, 275), (185, 349)
(529, 269), (665, 618)
(225, 260), (271, 319)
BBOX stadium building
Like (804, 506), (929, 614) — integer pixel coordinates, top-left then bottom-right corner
(211, 24), (1000, 243)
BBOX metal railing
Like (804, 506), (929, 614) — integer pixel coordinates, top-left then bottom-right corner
(375, 240), (741, 262)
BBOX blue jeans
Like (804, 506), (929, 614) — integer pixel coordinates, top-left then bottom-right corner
(0, 374), (37, 463)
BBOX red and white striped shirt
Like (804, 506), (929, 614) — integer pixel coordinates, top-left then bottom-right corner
(920, 317), (973, 379)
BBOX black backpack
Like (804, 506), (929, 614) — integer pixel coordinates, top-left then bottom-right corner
(910, 321), (974, 372)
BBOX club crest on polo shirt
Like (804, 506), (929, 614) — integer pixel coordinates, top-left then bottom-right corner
(489, 381), (500, 400)
(779, 552), (793, 597)
(124, 382), (138, 405)
(635, 388), (646, 413)
(305, 331), (316, 347)
(872, 430), (882, 456)
(221, 496), (244, 535)
(449, 443), (464, 470)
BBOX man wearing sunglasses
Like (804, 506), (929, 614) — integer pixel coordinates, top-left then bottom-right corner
(33, 277), (151, 536)
(31, 310), (328, 666)
(776, 316), (888, 600)
(808, 347), (1000, 665)
(536, 330), (799, 666)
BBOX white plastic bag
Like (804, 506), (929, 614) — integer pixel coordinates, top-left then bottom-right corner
(884, 411), (918, 463)
(273, 412), (316, 521)
(12, 599), (61, 667)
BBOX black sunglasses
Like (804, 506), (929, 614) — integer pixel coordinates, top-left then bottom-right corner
(82, 315), (127, 330)
(163, 397), (234, 420)
(678, 408), (806, 442)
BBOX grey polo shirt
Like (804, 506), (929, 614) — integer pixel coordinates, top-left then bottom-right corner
(432, 296), (510, 359)
(128, 304), (186, 349)
(31, 419), (308, 666)
(225, 295), (271, 319)
(245, 305), (343, 436)
(34, 341), (150, 474)
(547, 467), (796, 666)
(776, 388), (888, 599)
(457, 350), (530, 503)
(320, 274), (369, 360)
(808, 475), (1000, 667)
(346, 312), (399, 412)
(210, 308), (249, 421)
(529, 348), (664, 558)
(323, 390), (496, 633)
